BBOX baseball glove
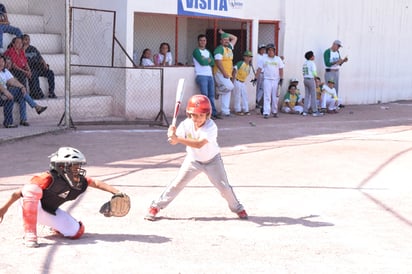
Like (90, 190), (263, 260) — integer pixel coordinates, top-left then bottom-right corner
(99, 193), (131, 217)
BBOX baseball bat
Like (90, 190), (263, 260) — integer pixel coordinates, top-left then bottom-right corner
(171, 78), (185, 127)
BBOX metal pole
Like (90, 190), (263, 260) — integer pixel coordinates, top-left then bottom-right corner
(64, 0), (71, 127)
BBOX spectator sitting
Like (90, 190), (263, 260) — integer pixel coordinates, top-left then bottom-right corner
(153, 42), (173, 66)
(0, 3), (22, 53)
(281, 84), (304, 114)
(0, 54), (29, 127)
(4, 55), (47, 117)
(0, 79), (15, 128)
(289, 78), (303, 102)
(139, 48), (154, 66)
(321, 79), (341, 113)
(22, 34), (57, 99)
(4, 37), (33, 96)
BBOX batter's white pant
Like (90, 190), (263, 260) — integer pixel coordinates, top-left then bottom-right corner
(263, 78), (280, 115)
(151, 153), (244, 213)
(321, 93), (340, 110)
(214, 71), (234, 115)
(233, 80), (249, 113)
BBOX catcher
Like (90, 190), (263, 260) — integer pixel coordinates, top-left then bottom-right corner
(0, 147), (130, 248)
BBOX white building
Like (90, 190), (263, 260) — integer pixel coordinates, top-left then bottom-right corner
(59, 0), (412, 120)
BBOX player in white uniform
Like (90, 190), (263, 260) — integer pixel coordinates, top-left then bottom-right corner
(145, 95), (248, 221)
(213, 30), (237, 116)
(321, 79), (341, 113)
(255, 44), (267, 109)
(254, 43), (284, 118)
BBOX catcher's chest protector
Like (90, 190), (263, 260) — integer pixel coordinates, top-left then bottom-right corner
(41, 171), (88, 215)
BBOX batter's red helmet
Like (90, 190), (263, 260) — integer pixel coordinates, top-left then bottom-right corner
(186, 95), (211, 114)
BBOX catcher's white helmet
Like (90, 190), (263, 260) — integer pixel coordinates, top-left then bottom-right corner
(49, 147), (87, 189)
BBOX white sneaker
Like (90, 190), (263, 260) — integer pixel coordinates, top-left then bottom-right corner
(312, 111), (324, 117)
(302, 112), (308, 116)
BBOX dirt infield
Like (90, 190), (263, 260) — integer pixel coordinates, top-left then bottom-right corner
(0, 102), (412, 274)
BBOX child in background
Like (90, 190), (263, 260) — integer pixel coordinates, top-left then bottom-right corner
(321, 79), (341, 113)
(281, 84), (304, 114)
(139, 48), (154, 66)
(232, 50), (254, 116)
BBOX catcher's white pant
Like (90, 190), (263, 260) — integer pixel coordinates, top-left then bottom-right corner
(150, 153), (244, 213)
(214, 71), (234, 115)
(21, 184), (82, 239)
(263, 78), (280, 115)
(233, 80), (249, 113)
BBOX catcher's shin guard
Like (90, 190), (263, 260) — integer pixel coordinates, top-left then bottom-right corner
(21, 184), (43, 247)
(70, 221), (85, 239)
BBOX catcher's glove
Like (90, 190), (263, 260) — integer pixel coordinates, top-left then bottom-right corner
(99, 192), (131, 217)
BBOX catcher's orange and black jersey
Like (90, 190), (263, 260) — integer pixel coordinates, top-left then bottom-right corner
(30, 171), (93, 215)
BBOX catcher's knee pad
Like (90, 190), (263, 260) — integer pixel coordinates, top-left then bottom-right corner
(69, 221), (85, 240)
(22, 184), (43, 200)
(21, 184), (42, 244)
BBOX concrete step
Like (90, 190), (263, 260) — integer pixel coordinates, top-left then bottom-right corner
(1, 0), (29, 14)
(3, 33), (62, 54)
(43, 54), (82, 75)
(9, 13), (44, 33)
(2, 95), (114, 123)
(38, 74), (96, 97)
(26, 33), (63, 54)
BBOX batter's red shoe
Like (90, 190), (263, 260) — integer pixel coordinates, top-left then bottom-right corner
(237, 210), (248, 220)
(144, 207), (159, 221)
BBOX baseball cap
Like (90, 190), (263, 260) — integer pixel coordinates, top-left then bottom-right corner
(221, 33), (230, 39)
(328, 79), (335, 83)
(333, 40), (343, 47)
(258, 44), (266, 49)
(266, 43), (275, 49)
(243, 50), (253, 57)
(290, 78), (299, 83)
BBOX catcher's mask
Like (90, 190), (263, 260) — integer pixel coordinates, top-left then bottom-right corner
(49, 147), (87, 190)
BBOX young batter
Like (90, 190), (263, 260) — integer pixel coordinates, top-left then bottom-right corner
(145, 94), (248, 221)
(0, 147), (125, 248)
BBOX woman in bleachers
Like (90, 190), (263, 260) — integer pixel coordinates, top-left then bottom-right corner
(4, 37), (34, 97)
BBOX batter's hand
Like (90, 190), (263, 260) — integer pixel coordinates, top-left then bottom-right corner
(167, 125), (178, 145)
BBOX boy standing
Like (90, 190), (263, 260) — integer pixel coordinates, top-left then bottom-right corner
(302, 51), (323, 117)
(254, 43), (284, 119)
(232, 50), (254, 115)
(144, 95), (248, 221)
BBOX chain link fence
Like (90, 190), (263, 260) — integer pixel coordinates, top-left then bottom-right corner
(1, 1), (280, 128)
